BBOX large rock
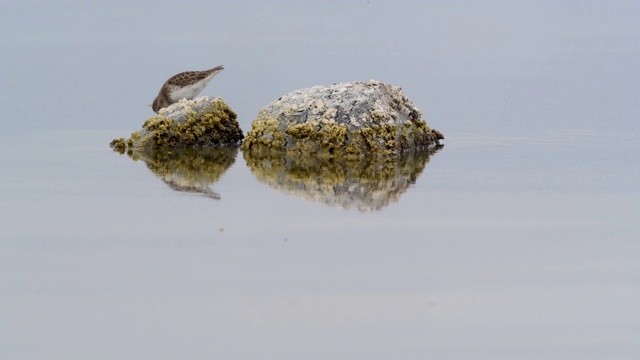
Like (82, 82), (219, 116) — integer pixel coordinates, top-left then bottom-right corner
(110, 97), (243, 152)
(241, 80), (443, 156)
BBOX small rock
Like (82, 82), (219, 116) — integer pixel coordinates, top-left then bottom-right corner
(110, 97), (243, 151)
(241, 80), (443, 156)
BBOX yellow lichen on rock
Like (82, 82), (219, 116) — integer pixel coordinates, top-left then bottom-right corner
(110, 97), (243, 152)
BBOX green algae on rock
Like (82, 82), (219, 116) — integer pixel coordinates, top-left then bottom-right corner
(243, 146), (442, 211)
(241, 80), (443, 157)
(110, 97), (243, 152)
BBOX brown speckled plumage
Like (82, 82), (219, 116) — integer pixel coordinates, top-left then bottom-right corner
(152, 65), (224, 113)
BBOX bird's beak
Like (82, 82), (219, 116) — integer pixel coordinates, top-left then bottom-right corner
(147, 104), (152, 107)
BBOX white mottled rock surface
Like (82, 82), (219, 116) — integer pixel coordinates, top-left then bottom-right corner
(262, 80), (423, 130)
(157, 96), (214, 120)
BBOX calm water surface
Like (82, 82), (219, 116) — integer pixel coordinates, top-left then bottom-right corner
(1, 1), (639, 359)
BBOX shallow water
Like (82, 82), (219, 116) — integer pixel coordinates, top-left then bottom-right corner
(2, 1), (639, 359)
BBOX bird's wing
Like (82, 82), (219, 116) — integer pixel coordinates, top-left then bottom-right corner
(165, 71), (212, 86)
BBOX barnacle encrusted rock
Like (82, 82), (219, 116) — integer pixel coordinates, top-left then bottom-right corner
(243, 147), (441, 211)
(241, 80), (443, 156)
(110, 97), (243, 151)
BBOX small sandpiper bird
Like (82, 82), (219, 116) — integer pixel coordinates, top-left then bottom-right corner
(151, 65), (224, 113)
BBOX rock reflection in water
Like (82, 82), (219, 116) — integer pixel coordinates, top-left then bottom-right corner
(243, 147), (442, 211)
(123, 147), (239, 199)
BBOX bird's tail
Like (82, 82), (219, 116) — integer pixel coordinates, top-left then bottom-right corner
(208, 65), (224, 73)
